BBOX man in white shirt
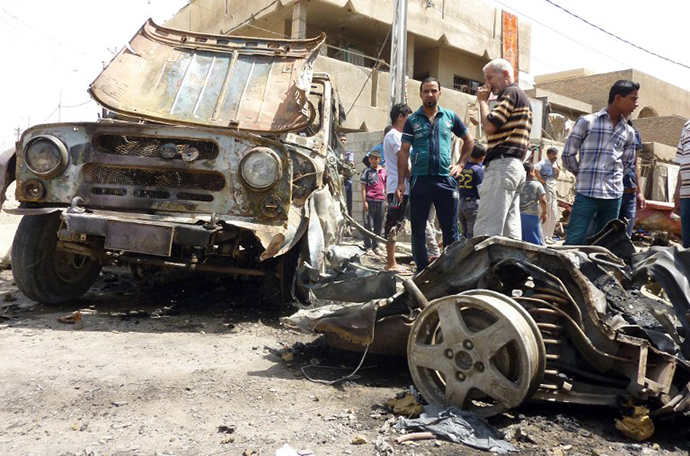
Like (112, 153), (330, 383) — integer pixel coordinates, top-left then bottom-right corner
(535, 146), (560, 241)
(383, 103), (413, 271)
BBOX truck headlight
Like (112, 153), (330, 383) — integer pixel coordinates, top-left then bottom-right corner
(240, 147), (281, 190)
(24, 135), (69, 178)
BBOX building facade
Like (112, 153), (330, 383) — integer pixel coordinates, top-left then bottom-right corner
(164, 0), (532, 132)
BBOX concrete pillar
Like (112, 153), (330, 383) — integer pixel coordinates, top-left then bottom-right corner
(406, 33), (415, 78)
(371, 64), (379, 108)
(290, 0), (307, 39)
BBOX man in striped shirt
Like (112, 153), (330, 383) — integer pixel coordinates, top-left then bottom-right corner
(562, 80), (639, 245)
(474, 58), (533, 239)
(674, 119), (690, 248)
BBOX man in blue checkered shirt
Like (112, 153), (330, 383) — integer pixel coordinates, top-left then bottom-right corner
(562, 80), (639, 245)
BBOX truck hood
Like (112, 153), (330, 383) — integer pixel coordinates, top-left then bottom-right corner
(89, 20), (325, 133)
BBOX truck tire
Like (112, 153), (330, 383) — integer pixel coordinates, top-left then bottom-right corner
(12, 213), (101, 304)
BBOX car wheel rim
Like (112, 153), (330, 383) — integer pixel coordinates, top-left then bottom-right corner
(407, 291), (544, 417)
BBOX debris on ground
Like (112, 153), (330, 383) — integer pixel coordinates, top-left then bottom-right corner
(615, 404), (655, 441)
(387, 392), (424, 418)
(350, 434), (368, 444)
(394, 405), (516, 453)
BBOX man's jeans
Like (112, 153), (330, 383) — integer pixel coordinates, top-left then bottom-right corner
(474, 157), (525, 239)
(681, 198), (690, 248)
(565, 193), (621, 245)
(619, 192), (636, 236)
(409, 175), (459, 271)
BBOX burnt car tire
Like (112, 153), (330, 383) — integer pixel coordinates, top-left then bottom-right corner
(12, 213), (102, 304)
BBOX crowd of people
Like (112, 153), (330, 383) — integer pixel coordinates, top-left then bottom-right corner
(339, 57), (689, 273)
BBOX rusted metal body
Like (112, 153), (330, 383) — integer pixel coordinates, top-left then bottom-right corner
(1, 22), (348, 303)
(90, 20), (324, 133)
(284, 237), (690, 417)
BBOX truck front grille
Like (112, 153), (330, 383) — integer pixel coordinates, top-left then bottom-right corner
(94, 135), (219, 160)
(85, 165), (225, 191)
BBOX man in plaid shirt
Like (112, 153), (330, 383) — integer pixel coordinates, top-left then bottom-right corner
(562, 80), (639, 245)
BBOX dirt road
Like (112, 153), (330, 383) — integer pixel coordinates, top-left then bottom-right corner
(1, 268), (689, 455)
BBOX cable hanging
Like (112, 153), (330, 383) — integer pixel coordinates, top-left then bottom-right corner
(544, 0), (690, 71)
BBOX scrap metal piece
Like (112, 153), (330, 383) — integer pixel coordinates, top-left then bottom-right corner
(281, 300), (379, 346)
(585, 218), (636, 264)
(296, 263), (397, 302)
(632, 245), (690, 358)
(90, 20), (325, 133)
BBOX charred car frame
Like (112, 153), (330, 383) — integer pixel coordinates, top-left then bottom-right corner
(0, 21), (348, 304)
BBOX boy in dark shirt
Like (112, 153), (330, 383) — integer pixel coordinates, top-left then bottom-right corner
(360, 149), (387, 254)
(457, 144), (486, 239)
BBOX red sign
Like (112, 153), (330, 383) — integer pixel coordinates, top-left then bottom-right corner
(502, 11), (519, 81)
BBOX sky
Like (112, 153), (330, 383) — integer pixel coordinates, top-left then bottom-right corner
(1, 0), (689, 151)
(488, 0), (690, 91)
(0, 0), (188, 152)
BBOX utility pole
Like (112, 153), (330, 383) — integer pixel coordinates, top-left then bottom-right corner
(388, 0), (408, 115)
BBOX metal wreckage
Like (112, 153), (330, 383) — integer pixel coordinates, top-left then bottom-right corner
(2, 19), (689, 423)
(285, 219), (690, 420)
(0, 20), (349, 304)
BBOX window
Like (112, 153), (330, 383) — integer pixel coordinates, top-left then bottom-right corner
(453, 75), (481, 95)
(331, 45), (365, 67)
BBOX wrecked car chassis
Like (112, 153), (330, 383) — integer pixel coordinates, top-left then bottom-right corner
(285, 237), (690, 418)
(1, 21), (349, 304)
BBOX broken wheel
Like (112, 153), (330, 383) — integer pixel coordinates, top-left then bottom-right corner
(407, 289), (545, 417)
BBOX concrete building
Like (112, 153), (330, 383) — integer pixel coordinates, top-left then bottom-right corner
(164, 0), (533, 132)
(535, 68), (690, 120)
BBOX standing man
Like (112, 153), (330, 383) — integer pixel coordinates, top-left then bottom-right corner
(618, 121), (646, 236)
(339, 133), (355, 217)
(674, 119), (690, 248)
(457, 143), (486, 239)
(474, 59), (533, 239)
(535, 147), (561, 241)
(562, 80), (640, 245)
(396, 77), (475, 271)
(383, 103), (413, 272)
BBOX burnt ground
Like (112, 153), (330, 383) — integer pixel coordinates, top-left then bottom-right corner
(0, 260), (689, 456)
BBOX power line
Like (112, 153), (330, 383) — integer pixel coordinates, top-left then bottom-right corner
(0, 6), (101, 60)
(544, 0), (690, 71)
(62, 99), (94, 109)
(225, 0), (281, 35)
(346, 25), (393, 117)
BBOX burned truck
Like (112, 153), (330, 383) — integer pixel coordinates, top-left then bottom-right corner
(0, 21), (348, 304)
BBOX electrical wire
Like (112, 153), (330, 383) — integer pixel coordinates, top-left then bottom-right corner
(345, 25), (392, 117)
(544, 0), (690, 70)
(300, 344), (372, 385)
(224, 0), (281, 35)
(0, 6), (101, 59)
(62, 100), (94, 109)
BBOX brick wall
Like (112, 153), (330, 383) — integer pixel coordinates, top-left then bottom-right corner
(535, 70), (633, 112)
(344, 131), (387, 226)
(634, 116), (687, 148)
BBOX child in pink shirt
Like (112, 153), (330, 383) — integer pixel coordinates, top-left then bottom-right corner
(359, 149), (387, 253)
